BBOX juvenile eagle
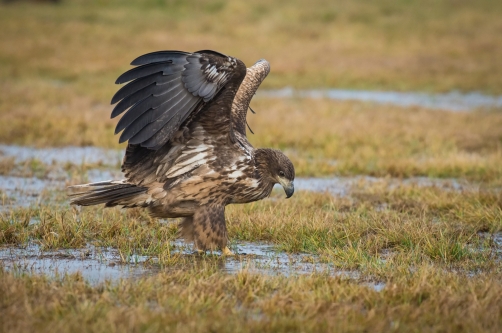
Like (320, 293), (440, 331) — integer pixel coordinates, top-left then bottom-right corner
(69, 50), (295, 255)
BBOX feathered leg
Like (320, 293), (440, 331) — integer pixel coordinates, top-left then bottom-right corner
(178, 207), (234, 255)
(186, 205), (233, 254)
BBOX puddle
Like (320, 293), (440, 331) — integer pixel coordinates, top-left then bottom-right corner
(0, 171), (483, 211)
(291, 176), (478, 197)
(0, 241), (385, 289)
(1, 173), (479, 211)
(0, 175), (61, 208)
(0, 244), (150, 285)
(0, 145), (122, 166)
(258, 88), (502, 112)
(0, 169), (123, 210)
(476, 232), (502, 261)
(226, 242), (352, 278)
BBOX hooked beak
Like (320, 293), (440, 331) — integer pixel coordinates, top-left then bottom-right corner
(279, 178), (294, 199)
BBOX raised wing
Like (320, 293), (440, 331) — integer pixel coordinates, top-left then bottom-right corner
(231, 59), (270, 137)
(111, 50), (238, 150)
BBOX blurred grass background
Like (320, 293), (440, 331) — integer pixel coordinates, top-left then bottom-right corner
(0, 0), (501, 179)
(2, 0), (501, 94)
(1, 3), (502, 331)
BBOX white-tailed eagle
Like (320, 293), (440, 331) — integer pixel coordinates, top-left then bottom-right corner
(69, 50), (295, 255)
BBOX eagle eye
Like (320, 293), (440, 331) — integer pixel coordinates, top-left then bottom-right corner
(279, 170), (285, 177)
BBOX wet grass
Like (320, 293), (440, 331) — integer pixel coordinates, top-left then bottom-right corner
(0, 157), (114, 180)
(1, 0), (501, 182)
(2, 98), (501, 182)
(1, 1), (502, 330)
(247, 99), (502, 183)
(1, 266), (501, 332)
(2, 184), (501, 268)
(1, 182), (502, 331)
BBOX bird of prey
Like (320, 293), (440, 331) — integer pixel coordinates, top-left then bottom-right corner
(69, 50), (295, 255)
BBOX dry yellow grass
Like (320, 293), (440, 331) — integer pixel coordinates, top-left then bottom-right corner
(1, 183), (502, 332)
(248, 98), (502, 181)
(1, 0), (501, 181)
(1, 0), (501, 93)
(1, 266), (501, 333)
(1, 1), (502, 330)
(1, 97), (501, 181)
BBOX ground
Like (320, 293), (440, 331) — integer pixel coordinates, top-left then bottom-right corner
(0, 0), (501, 332)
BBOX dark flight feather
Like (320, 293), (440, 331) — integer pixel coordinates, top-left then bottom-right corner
(115, 63), (184, 84)
(111, 73), (181, 105)
(130, 51), (191, 66)
(110, 50), (238, 148)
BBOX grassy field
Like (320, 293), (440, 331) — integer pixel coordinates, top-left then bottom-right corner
(1, 0), (502, 94)
(1, 182), (502, 331)
(2, 97), (501, 183)
(1, 0), (502, 331)
(1, 0), (501, 182)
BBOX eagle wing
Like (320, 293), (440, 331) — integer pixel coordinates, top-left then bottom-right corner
(111, 50), (238, 150)
(231, 59), (270, 137)
(112, 50), (247, 186)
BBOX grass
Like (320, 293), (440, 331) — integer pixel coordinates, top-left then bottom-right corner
(1, 0), (502, 331)
(247, 99), (502, 183)
(1, 267), (501, 332)
(2, 182), (501, 267)
(1, 0), (501, 182)
(1, 182), (502, 331)
(1, 0), (502, 94)
(2, 98), (501, 182)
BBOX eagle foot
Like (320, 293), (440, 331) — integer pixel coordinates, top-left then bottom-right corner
(222, 247), (235, 256)
(193, 248), (205, 256)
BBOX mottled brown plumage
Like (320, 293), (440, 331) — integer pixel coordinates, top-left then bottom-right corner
(68, 50), (295, 254)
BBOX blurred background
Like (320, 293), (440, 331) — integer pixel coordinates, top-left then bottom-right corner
(2, 2), (502, 328)
(0, 0), (501, 181)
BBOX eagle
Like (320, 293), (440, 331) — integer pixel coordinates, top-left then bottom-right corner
(69, 50), (295, 255)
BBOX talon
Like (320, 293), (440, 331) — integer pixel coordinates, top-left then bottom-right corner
(222, 247), (235, 256)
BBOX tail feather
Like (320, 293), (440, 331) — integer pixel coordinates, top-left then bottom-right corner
(68, 180), (149, 207)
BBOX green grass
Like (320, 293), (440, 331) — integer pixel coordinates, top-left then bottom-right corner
(1, 182), (502, 332)
(1, 1), (502, 331)
(1, 0), (501, 182)
(2, 183), (501, 267)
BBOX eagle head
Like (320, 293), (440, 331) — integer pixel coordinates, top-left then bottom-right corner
(255, 148), (295, 198)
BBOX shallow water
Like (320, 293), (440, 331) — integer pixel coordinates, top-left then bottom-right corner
(0, 244), (150, 285)
(0, 145), (485, 210)
(258, 88), (502, 112)
(0, 241), (369, 287)
(290, 176), (477, 197)
(1, 172), (479, 211)
(0, 170), (122, 210)
(0, 145), (489, 288)
(0, 145), (122, 166)
(0, 175), (60, 208)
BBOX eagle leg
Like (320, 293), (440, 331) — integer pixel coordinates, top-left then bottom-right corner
(179, 216), (195, 243)
(182, 205), (228, 253)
